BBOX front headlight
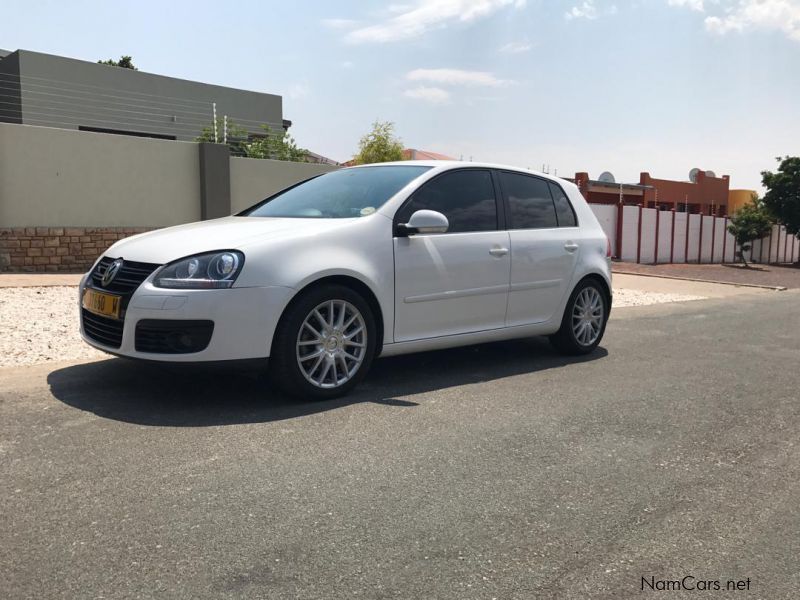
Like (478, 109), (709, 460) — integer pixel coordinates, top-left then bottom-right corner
(153, 251), (244, 289)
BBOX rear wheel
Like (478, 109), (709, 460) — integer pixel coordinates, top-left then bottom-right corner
(549, 278), (608, 355)
(269, 284), (376, 400)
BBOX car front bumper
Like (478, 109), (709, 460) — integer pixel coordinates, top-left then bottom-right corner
(78, 274), (295, 362)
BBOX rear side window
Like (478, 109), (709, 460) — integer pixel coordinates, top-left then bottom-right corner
(500, 172), (557, 229)
(397, 170), (497, 233)
(549, 182), (577, 227)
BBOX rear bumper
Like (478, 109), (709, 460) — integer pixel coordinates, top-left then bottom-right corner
(79, 275), (295, 362)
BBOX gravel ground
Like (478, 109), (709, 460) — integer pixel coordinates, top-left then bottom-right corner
(0, 285), (705, 368)
(612, 287), (705, 307)
(0, 286), (105, 367)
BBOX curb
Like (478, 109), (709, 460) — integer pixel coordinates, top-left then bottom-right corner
(612, 270), (787, 292)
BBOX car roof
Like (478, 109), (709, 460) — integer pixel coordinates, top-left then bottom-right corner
(346, 160), (571, 187)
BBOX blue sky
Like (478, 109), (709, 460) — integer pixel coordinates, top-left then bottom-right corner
(1, 0), (798, 191)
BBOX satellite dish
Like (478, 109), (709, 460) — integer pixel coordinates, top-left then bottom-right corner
(705, 170), (716, 178)
(689, 167), (701, 183)
(598, 171), (615, 184)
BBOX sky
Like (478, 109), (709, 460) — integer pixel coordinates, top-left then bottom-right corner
(1, 0), (798, 191)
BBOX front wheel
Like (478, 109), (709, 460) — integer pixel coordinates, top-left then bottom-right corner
(269, 284), (377, 400)
(549, 279), (608, 355)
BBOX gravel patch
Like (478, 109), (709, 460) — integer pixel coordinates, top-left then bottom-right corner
(0, 284), (706, 368)
(0, 286), (106, 367)
(613, 288), (706, 307)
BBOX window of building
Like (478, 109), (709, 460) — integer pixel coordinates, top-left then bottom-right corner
(397, 170), (498, 233)
(500, 171), (558, 229)
(78, 126), (176, 141)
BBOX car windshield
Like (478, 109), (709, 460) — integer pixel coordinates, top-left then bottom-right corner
(242, 165), (433, 219)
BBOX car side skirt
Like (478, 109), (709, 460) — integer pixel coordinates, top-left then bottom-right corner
(379, 319), (560, 358)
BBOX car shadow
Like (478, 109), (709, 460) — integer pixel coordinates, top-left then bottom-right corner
(47, 338), (608, 427)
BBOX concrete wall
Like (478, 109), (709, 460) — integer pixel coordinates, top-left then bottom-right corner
(589, 202), (798, 265)
(0, 122), (200, 227)
(230, 157), (339, 213)
(0, 50), (283, 141)
(0, 123), (344, 272)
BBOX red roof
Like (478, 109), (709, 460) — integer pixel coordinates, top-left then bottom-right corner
(403, 148), (455, 161)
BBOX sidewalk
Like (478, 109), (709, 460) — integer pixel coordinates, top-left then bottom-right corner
(613, 261), (800, 289)
(613, 273), (773, 299)
(0, 273), (83, 288)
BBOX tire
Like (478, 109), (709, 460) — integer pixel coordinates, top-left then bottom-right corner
(549, 278), (608, 355)
(269, 284), (377, 400)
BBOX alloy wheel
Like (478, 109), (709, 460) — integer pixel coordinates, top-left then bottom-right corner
(571, 287), (604, 347)
(295, 299), (368, 389)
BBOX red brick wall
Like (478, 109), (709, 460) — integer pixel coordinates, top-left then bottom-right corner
(0, 227), (154, 273)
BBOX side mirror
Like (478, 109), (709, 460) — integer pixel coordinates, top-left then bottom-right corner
(398, 209), (449, 236)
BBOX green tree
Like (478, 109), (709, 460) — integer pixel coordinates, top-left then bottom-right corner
(98, 55), (138, 70)
(196, 118), (249, 156)
(244, 125), (308, 162)
(352, 120), (405, 165)
(727, 196), (773, 267)
(761, 156), (800, 236)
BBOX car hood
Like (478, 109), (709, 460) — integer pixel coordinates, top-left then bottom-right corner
(105, 216), (360, 264)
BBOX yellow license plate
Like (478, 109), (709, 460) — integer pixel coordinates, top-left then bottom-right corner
(82, 288), (122, 319)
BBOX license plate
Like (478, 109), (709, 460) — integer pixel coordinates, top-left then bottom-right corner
(82, 288), (122, 319)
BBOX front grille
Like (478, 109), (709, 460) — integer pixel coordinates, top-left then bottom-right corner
(90, 257), (160, 295)
(135, 320), (214, 354)
(82, 256), (161, 348)
(81, 309), (125, 348)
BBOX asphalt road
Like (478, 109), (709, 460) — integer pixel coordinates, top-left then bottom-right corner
(2, 291), (799, 599)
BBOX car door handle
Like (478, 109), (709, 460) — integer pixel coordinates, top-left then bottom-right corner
(564, 242), (579, 252)
(489, 247), (509, 257)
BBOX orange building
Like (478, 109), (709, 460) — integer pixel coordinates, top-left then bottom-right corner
(572, 169), (731, 216)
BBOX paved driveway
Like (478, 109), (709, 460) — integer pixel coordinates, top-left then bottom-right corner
(2, 292), (799, 599)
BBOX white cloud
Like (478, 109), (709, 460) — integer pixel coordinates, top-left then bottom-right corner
(406, 68), (513, 86)
(565, 1), (599, 19)
(340, 0), (526, 43)
(498, 39), (533, 53)
(340, 60), (355, 69)
(565, 0), (618, 20)
(403, 86), (451, 104)
(668, 0), (705, 11)
(669, 0), (800, 42)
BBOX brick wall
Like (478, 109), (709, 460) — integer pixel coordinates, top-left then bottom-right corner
(0, 227), (153, 273)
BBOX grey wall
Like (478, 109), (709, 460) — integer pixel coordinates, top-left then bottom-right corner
(0, 122), (341, 227)
(0, 123), (201, 227)
(0, 50), (284, 141)
(230, 157), (339, 213)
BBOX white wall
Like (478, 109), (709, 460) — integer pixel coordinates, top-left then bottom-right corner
(639, 208), (656, 264)
(589, 199), (797, 265)
(588, 204), (616, 254)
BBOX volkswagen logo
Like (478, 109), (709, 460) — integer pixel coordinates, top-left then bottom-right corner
(102, 259), (124, 287)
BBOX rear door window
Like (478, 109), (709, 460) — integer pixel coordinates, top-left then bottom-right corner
(549, 182), (577, 227)
(500, 172), (558, 229)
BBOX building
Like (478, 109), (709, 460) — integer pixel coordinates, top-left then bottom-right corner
(342, 148), (454, 167)
(0, 49), (288, 142)
(572, 168), (731, 215)
(402, 148), (455, 161)
(728, 189), (757, 214)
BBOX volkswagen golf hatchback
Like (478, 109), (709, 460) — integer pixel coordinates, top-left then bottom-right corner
(79, 162), (611, 399)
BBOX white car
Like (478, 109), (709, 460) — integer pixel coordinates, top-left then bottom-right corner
(79, 161), (611, 399)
